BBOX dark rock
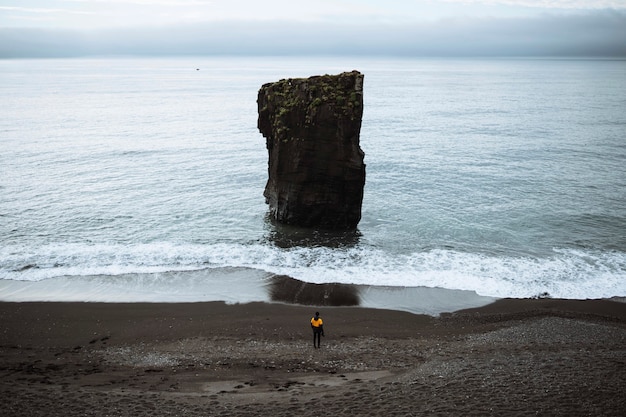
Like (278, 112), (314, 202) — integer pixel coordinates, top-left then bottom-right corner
(258, 71), (366, 229)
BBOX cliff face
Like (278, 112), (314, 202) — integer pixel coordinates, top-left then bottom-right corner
(257, 71), (366, 229)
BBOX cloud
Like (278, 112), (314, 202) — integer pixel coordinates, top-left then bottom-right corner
(0, 6), (94, 15)
(440, 0), (626, 9)
(1, 9), (624, 58)
(0, 0), (379, 29)
(4, 1), (626, 31)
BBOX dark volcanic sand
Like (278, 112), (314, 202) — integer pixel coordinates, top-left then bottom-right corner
(1, 299), (625, 416)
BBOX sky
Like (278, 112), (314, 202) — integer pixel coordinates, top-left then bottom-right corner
(1, 0), (625, 57)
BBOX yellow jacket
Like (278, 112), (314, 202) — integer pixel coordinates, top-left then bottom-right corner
(311, 317), (323, 328)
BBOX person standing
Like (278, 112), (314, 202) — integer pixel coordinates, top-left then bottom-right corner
(310, 311), (324, 348)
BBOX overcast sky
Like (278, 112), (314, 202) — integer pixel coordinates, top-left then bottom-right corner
(1, 0), (625, 57)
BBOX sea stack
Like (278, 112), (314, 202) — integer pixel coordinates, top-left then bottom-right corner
(257, 71), (366, 229)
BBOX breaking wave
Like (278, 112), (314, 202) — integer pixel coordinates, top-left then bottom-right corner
(1, 241), (624, 300)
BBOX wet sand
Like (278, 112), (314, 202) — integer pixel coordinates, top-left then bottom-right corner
(1, 299), (625, 416)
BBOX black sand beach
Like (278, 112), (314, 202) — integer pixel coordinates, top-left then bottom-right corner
(1, 299), (625, 416)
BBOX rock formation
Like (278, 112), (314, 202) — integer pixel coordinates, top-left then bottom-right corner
(257, 71), (366, 229)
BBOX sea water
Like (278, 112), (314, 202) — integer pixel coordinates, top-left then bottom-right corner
(1, 57), (625, 311)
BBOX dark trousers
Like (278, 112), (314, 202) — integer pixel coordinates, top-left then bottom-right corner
(313, 328), (322, 347)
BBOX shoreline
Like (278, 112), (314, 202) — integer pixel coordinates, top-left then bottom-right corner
(1, 298), (626, 416)
(0, 271), (498, 316)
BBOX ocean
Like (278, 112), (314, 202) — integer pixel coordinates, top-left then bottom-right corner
(1, 56), (625, 314)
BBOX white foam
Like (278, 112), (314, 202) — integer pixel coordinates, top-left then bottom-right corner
(0, 242), (213, 281)
(0, 268), (271, 303)
(1, 242), (625, 300)
(225, 244), (626, 299)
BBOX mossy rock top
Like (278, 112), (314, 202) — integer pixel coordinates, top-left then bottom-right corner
(258, 71), (364, 142)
